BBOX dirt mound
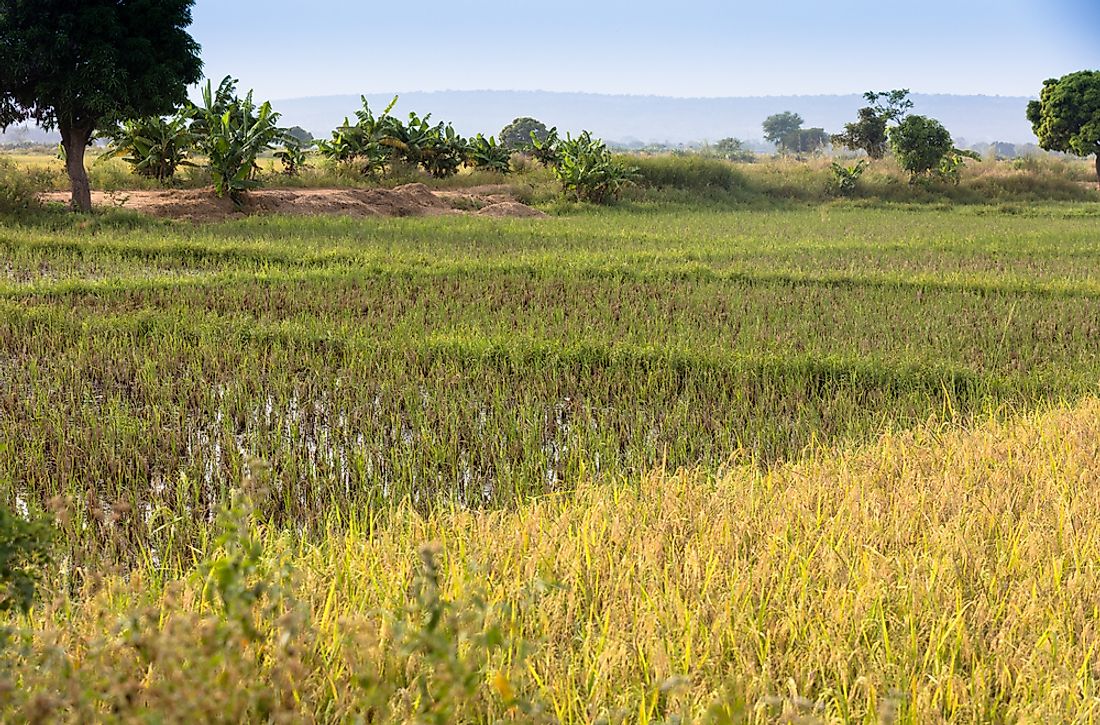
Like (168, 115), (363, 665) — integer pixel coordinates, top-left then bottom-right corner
(39, 183), (545, 222)
(476, 201), (548, 218)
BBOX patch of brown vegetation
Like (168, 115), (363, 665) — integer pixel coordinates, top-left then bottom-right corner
(476, 201), (547, 218)
(39, 182), (545, 222)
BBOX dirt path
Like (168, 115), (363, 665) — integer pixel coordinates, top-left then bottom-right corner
(39, 183), (546, 222)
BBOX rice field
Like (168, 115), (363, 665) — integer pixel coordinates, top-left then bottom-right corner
(3, 200), (1100, 721)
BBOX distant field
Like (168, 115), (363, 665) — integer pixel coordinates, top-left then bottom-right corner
(3, 202), (1100, 720)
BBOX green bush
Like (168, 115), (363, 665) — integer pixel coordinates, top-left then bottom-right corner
(889, 115), (954, 182)
(0, 157), (39, 214)
(467, 134), (511, 174)
(0, 503), (53, 614)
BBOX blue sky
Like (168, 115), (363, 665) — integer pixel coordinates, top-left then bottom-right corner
(189, 0), (1099, 100)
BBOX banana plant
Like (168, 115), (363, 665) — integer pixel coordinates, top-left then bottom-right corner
(529, 127), (561, 168)
(191, 78), (284, 205)
(101, 112), (195, 183)
(467, 134), (511, 174)
(554, 131), (636, 204)
(420, 123), (468, 178)
(274, 136), (312, 176)
(317, 96), (398, 176)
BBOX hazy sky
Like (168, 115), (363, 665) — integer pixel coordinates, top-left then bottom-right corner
(189, 0), (1099, 100)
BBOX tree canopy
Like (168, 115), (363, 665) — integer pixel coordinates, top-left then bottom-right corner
(1027, 70), (1100, 182)
(832, 90), (911, 159)
(0, 0), (203, 211)
(499, 117), (550, 149)
(762, 112), (803, 152)
(889, 115), (953, 181)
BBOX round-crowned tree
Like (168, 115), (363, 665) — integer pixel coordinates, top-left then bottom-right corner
(499, 117), (549, 150)
(889, 115), (953, 181)
(0, 0), (203, 211)
(1027, 70), (1100, 183)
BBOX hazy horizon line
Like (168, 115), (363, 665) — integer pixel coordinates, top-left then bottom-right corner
(268, 88), (1038, 102)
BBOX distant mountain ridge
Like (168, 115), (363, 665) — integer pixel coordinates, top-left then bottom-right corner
(271, 90), (1037, 146)
(0, 91), (1038, 147)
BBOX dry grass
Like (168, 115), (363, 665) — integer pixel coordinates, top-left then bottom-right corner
(7, 399), (1100, 722)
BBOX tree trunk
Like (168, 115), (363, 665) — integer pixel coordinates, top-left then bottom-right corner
(59, 123), (94, 213)
(1095, 153), (1099, 185)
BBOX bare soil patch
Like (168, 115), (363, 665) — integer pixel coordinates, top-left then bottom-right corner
(39, 183), (545, 222)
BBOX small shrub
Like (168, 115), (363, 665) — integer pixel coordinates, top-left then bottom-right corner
(828, 160), (869, 196)
(0, 157), (40, 214)
(937, 149), (982, 185)
(0, 504), (53, 615)
(529, 127), (561, 168)
(274, 138), (310, 177)
(191, 77), (284, 205)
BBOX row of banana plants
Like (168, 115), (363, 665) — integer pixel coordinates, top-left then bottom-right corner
(313, 96), (513, 178)
(103, 80), (637, 204)
(103, 77), (282, 205)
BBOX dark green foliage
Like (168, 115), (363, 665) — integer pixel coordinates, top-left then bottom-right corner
(102, 112), (195, 183)
(762, 113), (827, 156)
(554, 131), (637, 203)
(317, 97), (469, 178)
(467, 134), (512, 174)
(191, 78), (284, 205)
(832, 107), (889, 159)
(762, 112), (804, 152)
(406, 116), (467, 179)
(833, 90), (911, 159)
(0, 505), (53, 614)
(499, 117), (549, 150)
(316, 96), (398, 176)
(1027, 70), (1100, 182)
(792, 128), (829, 156)
(0, 0), (203, 211)
(864, 89), (914, 124)
(528, 127), (561, 168)
(889, 115), (954, 181)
